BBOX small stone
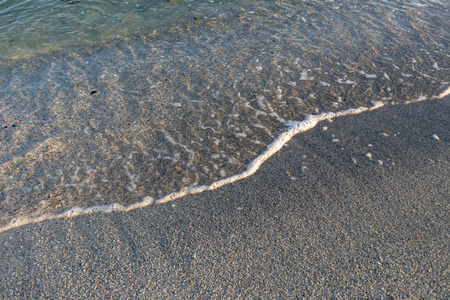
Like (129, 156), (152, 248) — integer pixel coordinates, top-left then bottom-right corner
(432, 134), (440, 141)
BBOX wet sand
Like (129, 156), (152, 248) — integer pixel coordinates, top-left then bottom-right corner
(0, 97), (448, 299)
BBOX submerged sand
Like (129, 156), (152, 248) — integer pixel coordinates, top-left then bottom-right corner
(1, 0), (449, 229)
(0, 97), (448, 298)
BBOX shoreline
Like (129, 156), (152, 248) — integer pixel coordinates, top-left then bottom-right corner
(0, 101), (383, 233)
(2, 93), (448, 234)
(0, 97), (448, 298)
(1, 0), (448, 228)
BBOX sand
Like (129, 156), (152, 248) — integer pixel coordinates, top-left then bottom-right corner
(0, 97), (448, 299)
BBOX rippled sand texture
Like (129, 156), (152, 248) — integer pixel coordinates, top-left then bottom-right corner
(0, 0), (449, 228)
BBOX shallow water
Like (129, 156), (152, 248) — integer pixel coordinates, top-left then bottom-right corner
(0, 0), (449, 230)
(0, 0), (240, 59)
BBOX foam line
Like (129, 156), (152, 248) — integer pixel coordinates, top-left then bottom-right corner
(1, 93), (448, 234)
(153, 104), (383, 205)
(435, 86), (450, 99)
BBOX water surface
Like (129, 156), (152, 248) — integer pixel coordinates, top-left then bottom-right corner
(0, 0), (449, 230)
(0, 0), (240, 59)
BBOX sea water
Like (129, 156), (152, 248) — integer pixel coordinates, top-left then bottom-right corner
(0, 0), (449, 231)
(0, 0), (243, 59)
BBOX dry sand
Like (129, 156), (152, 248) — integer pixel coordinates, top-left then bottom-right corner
(0, 97), (449, 299)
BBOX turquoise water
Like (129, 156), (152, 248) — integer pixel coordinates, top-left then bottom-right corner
(0, 0), (449, 230)
(0, 0), (239, 58)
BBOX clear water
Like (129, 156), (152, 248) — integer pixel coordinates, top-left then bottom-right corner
(0, 0), (449, 230)
(0, 0), (240, 59)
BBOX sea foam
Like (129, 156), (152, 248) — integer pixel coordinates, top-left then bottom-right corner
(3, 94), (447, 234)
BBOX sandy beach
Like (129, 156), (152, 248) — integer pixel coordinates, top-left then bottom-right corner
(0, 97), (448, 299)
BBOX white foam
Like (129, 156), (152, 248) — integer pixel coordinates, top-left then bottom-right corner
(1, 93), (448, 233)
(337, 78), (355, 84)
(300, 70), (313, 81)
(434, 86), (450, 99)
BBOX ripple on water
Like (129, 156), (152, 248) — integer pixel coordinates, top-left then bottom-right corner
(0, 0), (449, 230)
